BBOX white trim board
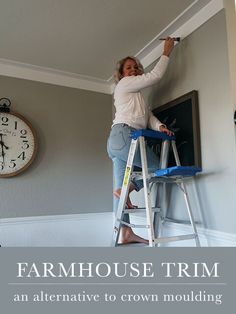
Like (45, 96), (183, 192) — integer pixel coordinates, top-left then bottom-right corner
(0, 212), (235, 247)
(0, 0), (224, 95)
(136, 0), (224, 70)
(0, 213), (113, 247)
(0, 58), (111, 94)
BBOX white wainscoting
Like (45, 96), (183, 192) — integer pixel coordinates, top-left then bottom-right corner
(0, 213), (113, 247)
(0, 212), (235, 247)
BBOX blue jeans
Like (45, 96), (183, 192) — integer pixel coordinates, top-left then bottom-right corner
(107, 124), (160, 224)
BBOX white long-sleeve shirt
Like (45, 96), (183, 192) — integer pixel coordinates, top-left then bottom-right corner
(112, 55), (169, 130)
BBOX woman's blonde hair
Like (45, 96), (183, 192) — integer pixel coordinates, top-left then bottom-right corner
(114, 56), (144, 83)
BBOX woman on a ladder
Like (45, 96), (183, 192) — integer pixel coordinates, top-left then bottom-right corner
(107, 37), (175, 244)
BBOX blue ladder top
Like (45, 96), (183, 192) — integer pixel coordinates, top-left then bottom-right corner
(131, 129), (176, 141)
(131, 129), (202, 177)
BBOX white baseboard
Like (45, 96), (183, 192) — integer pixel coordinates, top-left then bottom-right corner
(1, 212), (235, 247)
(131, 215), (236, 247)
(0, 212), (113, 247)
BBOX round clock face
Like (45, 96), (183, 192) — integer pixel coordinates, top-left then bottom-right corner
(0, 112), (38, 177)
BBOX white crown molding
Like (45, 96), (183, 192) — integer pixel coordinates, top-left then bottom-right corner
(0, 58), (111, 94)
(135, 0), (224, 68)
(109, 0), (224, 94)
(0, 0), (224, 95)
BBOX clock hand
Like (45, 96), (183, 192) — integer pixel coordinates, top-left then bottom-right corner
(0, 134), (5, 165)
(0, 133), (9, 166)
(2, 143), (9, 150)
(0, 133), (4, 151)
(0, 133), (9, 149)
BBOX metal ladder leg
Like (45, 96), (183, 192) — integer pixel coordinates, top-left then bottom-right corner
(139, 137), (155, 247)
(153, 140), (170, 244)
(179, 181), (201, 247)
(172, 140), (200, 247)
(111, 138), (139, 247)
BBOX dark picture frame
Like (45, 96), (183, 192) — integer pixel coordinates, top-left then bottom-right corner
(152, 90), (201, 167)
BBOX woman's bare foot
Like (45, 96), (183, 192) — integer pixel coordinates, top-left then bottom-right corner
(114, 189), (138, 209)
(119, 227), (149, 245)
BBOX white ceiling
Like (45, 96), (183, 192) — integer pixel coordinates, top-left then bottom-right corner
(0, 0), (222, 93)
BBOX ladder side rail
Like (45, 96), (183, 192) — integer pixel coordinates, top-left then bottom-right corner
(111, 139), (139, 246)
(159, 139), (171, 221)
(179, 182), (201, 247)
(139, 136), (156, 247)
(158, 139), (179, 228)
(172, 140), (200, 247)
(159, 140), (170, 169)
(154, 139), (170, 239)
(171, 140), (181, 166)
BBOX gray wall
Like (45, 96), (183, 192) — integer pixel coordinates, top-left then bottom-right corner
(142, 10), (236, 234)
(0, 77), (113, 218)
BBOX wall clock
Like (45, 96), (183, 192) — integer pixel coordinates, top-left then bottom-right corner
(0, 98), (38, 177)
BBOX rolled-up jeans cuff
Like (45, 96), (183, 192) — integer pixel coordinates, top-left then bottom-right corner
(131, 179), (143, 192)
(121, 213), (130, 226)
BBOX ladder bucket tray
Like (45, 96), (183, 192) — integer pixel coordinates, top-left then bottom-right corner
(154, 166), (202, 177)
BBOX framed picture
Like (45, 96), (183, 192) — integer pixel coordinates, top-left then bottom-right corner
(152, 90), (201, 167)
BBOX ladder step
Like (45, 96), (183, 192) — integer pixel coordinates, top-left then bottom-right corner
(164, 217), (200, 225)
(154, 234), (197, 244)
(123, 207), (160, 214)
(118, 220), (151, 229)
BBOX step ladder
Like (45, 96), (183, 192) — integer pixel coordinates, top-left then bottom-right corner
(111, 129), (201, 247)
